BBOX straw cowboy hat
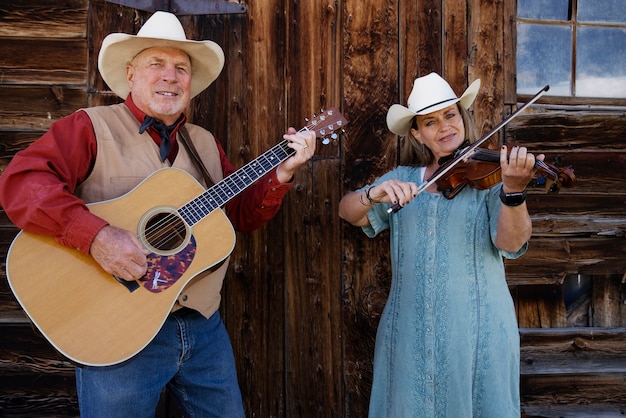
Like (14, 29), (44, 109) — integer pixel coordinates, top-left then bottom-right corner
(98, 11), (225, 99)
(386, 72), (481, 137)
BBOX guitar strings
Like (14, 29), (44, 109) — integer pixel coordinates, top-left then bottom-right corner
(141, 117), (329, 249)
(140, 129), (314, 251)
(140, 111), (341, 249)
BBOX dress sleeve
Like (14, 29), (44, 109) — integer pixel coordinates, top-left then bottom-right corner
(359, 171), (401, 238)
(487, 185), (528, 259)
(0, 111), (108, 253)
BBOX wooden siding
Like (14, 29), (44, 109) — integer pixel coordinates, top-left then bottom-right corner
(0, 0), (625, 416)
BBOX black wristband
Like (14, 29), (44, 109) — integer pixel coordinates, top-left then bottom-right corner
(365, 186), (377, 205)
(499, 187), (527, 206)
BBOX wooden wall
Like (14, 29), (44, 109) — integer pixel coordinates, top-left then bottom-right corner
(0, 0), (625, 416)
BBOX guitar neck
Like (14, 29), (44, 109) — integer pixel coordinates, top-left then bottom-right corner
(178, 140), (294, 226)
(176, 107), (348, 227)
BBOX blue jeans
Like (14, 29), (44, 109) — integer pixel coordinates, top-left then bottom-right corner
(76, 309), (245, 418)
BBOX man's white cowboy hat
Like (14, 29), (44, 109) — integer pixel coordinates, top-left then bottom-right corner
(386, 72), (481, 137)
(98, 11), (225, 99)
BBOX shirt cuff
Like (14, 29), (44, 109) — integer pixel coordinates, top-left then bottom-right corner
(58, 210), (109, 254)
(265, 169), (293, 198)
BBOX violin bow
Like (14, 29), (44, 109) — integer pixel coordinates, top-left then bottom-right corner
(387, 84), (550, 214)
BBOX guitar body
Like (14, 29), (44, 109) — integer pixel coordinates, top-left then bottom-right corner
(6, 168), (236, 366)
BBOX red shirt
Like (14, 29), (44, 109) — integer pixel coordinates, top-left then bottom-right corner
(0, 97), (293, 254)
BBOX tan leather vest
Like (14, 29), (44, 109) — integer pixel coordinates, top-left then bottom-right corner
(78, 104), (230, 318)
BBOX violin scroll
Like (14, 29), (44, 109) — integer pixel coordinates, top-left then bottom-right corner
(531, 160), (576, 193)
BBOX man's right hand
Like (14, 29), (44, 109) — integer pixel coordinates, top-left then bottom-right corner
(90, 225), (149, 281)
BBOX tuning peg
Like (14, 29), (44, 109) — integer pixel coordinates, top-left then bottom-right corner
(322, 136), (330, 145)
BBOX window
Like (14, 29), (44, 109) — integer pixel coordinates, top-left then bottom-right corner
(517, 0), (626, 99)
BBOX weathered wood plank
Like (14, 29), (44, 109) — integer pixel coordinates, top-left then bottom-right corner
(520, 327), (626, 409)
(515, 285), (568, 328)
(0, 324), (78, 416)
(0, 132), (45, 172)
(592, 275), (624, 327)
(281, 1), (345, 416)
(530, 216), (626, 237)
(468, 0), (506, 140)
(521, 373), (626, 406)
(0, 0), (87, 38)
(86, 0), (146, 100)
(342, 0), (402, 416)
(502, 1), (517, 105)
(0, 39), (87, 85)
(506, 111), (626, 150)
(284, 159), (343, 417)
(529, 194), (626, 224)
(444, 0), (468, 89)
(506, 237), (626, 285)
(522, 403), (626, 418)
(525, 150), (626, 195)
(0, 86), (88, 131)
(211, 0), (287, 416)
(413, 0), (442, 78)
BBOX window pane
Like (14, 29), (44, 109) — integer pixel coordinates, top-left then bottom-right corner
(518, 0), (569, 20)
(517, 23), (572, 95)
(577, 27), (626, 97)
(578, 0), (626, 23)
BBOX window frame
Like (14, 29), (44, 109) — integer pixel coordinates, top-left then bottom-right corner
(515, 0), (626, 107)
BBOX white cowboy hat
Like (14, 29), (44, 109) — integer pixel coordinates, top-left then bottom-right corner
(98, 11), (225, 99)
(386, 72), (481, 137)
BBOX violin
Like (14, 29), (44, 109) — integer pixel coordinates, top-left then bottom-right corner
(387, 84), (576, 214)
(434, 146), (576, 199)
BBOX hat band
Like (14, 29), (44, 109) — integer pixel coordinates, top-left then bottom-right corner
(414, 97), (456, 114)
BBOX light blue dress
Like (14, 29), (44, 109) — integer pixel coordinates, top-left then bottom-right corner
(363, 166), (524, 418)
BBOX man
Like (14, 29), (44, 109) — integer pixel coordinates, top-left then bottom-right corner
(0, 11), (315, 417)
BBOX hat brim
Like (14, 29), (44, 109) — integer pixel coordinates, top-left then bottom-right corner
(98, 34), (225, 99)
(386, 79), (481, 137)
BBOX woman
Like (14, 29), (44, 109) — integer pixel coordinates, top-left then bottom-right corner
(339, 73), (541, 417)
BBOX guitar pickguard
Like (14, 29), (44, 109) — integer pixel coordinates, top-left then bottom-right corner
(139, 235), (197, 293)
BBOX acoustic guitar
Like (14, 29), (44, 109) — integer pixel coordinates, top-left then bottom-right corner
(6, 108), (347, 366)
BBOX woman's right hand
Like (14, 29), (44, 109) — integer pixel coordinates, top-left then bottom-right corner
(339, 179), (419, 226)
(366, 180), (419, 207)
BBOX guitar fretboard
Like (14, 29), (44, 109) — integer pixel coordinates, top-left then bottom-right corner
(178, 140), (294, 226)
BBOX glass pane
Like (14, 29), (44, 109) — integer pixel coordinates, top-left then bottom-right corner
(578, 0), (626, 23)
(576, 27), (626, 98)
(518, 0), (569, 20)
(517, 23), (572, 95)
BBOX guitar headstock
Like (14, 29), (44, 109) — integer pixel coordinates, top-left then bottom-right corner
(305, 108), (348, 145)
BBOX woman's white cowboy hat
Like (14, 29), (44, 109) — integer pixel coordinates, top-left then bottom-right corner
(386, 72), (481, 137)
(98, 11), (225, 99)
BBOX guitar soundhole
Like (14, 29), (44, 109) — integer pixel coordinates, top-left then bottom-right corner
(139, 207), (191, 255)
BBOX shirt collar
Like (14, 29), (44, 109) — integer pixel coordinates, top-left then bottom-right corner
(124, 94), (187, 135)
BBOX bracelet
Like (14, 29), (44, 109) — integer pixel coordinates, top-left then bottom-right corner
(499, 187), (527, 206)
(365, 186), (377, 205)
(358, 191), (371, 206)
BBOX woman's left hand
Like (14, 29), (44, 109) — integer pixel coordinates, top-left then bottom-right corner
(500, 145), (544, 193)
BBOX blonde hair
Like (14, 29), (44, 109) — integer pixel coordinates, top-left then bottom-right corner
(394, 105), (477, 166)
